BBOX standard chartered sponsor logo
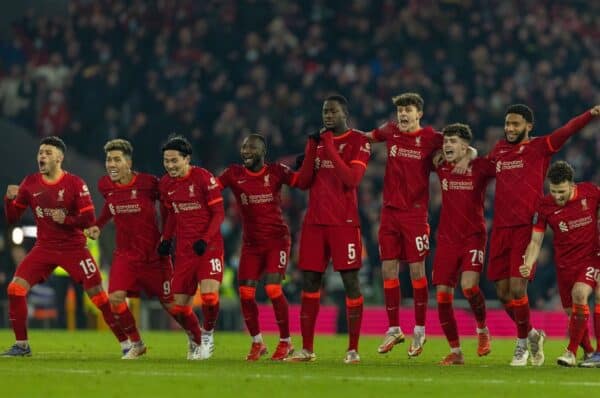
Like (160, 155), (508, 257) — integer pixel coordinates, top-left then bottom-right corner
(389, 145), (421, 159)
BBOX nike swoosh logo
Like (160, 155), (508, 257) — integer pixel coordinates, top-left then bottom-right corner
(33, 192), (43, 197)
(348, 260), (357, 265)
(209, 271), (220, 275)
(237, 180), (246, 184)
(168, 191), (175, 195)
(393, 134), (402, 138)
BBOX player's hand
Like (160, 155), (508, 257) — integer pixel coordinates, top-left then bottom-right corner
(85, 226), (101, 240)
(51, 209), (66, 224)
(157, 239), (172, 256)
(519, 263), (532, 278)
(6, 185), (19, 200)
(590, 105), (600, 116)
(452, 156), (470, 174)
(193, 239), (207, 256)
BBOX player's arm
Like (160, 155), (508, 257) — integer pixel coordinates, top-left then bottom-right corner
(295, 138), (318, 189)
(450, 147), (478, 174)
(546, 105), (599, 152)
(321, 132), (367, 188)
(4, 184), (28, 224)
(519, 229), (545, 278)
(84, 201), (112, 240)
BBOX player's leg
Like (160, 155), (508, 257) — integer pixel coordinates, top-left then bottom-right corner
(580, 283), (600, 367)
(264, 246), (293, 360)
(238, 245), (266, 360)
(109, 290), (146, 359)
(558, 282), (593, 367)
(340, 269), (363, 364)
(378, 208), (405, 353)
(489, 228), (515, 322)
(170, 259), (203, 359)
(3, 277), (32, 356)
(436, 285), (463, 365)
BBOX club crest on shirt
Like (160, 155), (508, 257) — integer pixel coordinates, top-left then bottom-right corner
(581, 198), (588, 211)
(338, 143), (347, 154)
(264, 174), (270, 187)
(57, 188), (65, 202)
(189, 184), (195, 197)
(517, 146), (525, 154)
(131, 189), (137, 199)
(415, 136), (421, 147)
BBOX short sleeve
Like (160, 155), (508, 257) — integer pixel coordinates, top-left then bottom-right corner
(217, 167), (233, 189)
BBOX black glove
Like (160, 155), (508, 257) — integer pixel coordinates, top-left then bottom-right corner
(308, 132), (321, 143)
(157, 239), (172, 256)
(193, 239), (207, 256)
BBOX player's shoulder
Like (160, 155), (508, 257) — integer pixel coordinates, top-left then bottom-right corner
(268, 162), (293, 175)
(97, 175), (113, 193)
(577, 182), (600, 196)
(63, 171), (88, 187)
(135, 172), (159, 188)
(223, 164), (243, 175)
(20, 173), (39, 187)
(537, 194), (555, 212)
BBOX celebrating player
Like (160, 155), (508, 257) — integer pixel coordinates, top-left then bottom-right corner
(432, 123), (494, 365)
(488, 104), (600, 366)
(218, 134), (296, 361)
(520, 161), (600, 367)
(369, 93), (473, 357)
(285, 94), (371, 363)
(85, 139), (178, 359)
(2, 136), (127, 356)
(159, 136), (225, 360)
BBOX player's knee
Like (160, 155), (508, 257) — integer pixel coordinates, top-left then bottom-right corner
(89, 290), (109, 308)
(109, 292), (126, 306)
(239, 285), (256, 300)
(381, 261), (398, 279)
(201, 292), (219, 306)
(302, 271), (322, 292)
(7, 281), (28, 296)
(571, 289), (588, 305)
(494, 287), (510, 304)
(264, 273), (282, 285)
(264, 284), (283, 300)
(460, 279), (477, 292)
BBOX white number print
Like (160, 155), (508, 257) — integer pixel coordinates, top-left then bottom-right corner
(415, 235), (430, 252)
(585, 267), (600, 283)
(279, 251), (287, 267)
(469, 250), (484, 265)
(209, 258), (222, 273)
(162, 281), (171, 296)
(78, 258), (97, 276)
(348, 243), (356, 261)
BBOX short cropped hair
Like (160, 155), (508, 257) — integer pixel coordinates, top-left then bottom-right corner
(392, 93), (424, 111)
(104, 139), (133, 157)
(162, 135), (192, 156)
(505, 104), (534, 124)
(40, 136), (67, 153)
(325, 94), (349, 114)
(442, 123), (473, 143)
(547, 161), (574, 185)
(247, 133), (267, 148)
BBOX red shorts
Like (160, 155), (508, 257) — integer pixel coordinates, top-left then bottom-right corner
(238, 240), (290, 281)
(298, 224), (362, 272)
(432, 235), (486, 287)
(378, 207), (430, 263)
(172, 241), (224, 296)
(556, 257), (600, 309)
(15, 245), (102, 290)
(108, 253), (174, 302)
(487, 225), (534, 281)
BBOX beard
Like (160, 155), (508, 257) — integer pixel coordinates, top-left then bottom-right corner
(505, 128), (527, 144)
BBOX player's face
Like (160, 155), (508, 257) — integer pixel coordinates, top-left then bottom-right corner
(549, 181), (574, 206)
(163, 150), (190, 178)
(443, 136), (468, 163)
(396, 105), (422, 133)
(240, 137), (266, 170)
(322, 100), (346, 130)
(105, 150), (132, 183)
(37, 144), (63, 176)
(504, 114), (532, 144)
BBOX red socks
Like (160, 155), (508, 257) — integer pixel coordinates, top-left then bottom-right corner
(169, 305), (202, 344)
(201, 293), (220, 332)
(111, 302), (141, 343)
(437, 292), (459, 348)
(265, 284), (290, 339)
(90, 291), (128, 343)
(7, 283), (28, 341)
(463, 286), (487, 329)
(383, 279), (400, 327)
(511, 297), (532, 339)
(239, 286), (260, 336)
(346, 296), (363, 351)
(568, 304), (590, 354)
(412, 277), (428, 327)
(300, 291), (320, 352)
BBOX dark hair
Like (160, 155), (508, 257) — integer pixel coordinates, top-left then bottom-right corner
(162, 135), (192, 156)
(104, 138), (133, 157)
(247, 133), (267, 148)
(392, 92), (424, 111)
(442, 123), (472, 143)
(40, 136), (67, 153)
(547, 161), (574, 185)
(505, 104), (534, 124)
(325, 94), (349, 114)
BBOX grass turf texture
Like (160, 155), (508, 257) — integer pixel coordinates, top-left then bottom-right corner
(0, 330), (597, 397)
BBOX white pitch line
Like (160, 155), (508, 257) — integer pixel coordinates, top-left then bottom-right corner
(0, 367), (598, 387)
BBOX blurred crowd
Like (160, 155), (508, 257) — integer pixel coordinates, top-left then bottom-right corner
(0, 0), (599, 310)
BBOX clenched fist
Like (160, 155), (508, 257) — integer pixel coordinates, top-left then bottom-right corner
(6, 185), (19, 200)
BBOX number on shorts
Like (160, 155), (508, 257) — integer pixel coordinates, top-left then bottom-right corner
(279, 251), (287, 266)
(415, 235), (429, 252)
(210, 258), (222, 273)
(78, 258), (97, 276)
(469, 250), (484, 264)
(162, 281), (171, 295)
(348, 243), (356, 261)
(585, 267), (600, 282)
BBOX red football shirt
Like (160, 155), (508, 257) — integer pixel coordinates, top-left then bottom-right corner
(371, 123), (443, 219)
(158, 166), (223, 253)
(97, 173), (162, 262)
(218, 163), (297, 244)
(435, 157), (495, 243)
(304, 129), (371, 226)
(4, 171), (94, 249)
(533, 182), (600, 268)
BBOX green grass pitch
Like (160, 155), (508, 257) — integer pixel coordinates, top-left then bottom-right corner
(0, 330), (597, 397)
